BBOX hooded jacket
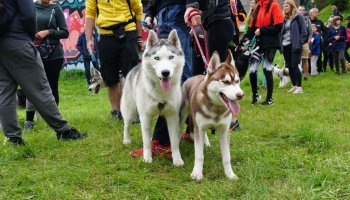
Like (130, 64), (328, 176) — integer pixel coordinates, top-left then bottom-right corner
(281, 13), (307, 53)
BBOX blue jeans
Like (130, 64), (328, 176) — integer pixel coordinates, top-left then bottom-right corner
(157, 5), (192, 83)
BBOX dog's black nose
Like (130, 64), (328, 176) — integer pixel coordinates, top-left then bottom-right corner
(161, 70), (170, 77)
(236, 92), (244, 100)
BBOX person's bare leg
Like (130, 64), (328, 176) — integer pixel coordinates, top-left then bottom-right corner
(303, 59), (309, 79)
(108, 82), (121, 111)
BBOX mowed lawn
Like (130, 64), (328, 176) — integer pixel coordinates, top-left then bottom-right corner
(0, 60), (350, 199)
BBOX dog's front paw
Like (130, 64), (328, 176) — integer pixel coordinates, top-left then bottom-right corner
(225, 171), (239, 180)
(143, 155), (153, 163)
(191, 170), (203, 181)
(123, 138), (131, 145)
(173, 158), (184, 167)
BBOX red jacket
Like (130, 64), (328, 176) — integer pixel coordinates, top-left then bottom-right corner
(346, 27), (350, 43)
(249, 0), (283, 29)
(245, 0), (283, 49)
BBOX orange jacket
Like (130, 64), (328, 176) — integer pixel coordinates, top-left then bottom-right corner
(244, 0), (283, 49)
(249, 0), (283, 30)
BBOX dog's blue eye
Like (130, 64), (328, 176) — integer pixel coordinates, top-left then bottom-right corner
(154, 56), (160, 60)
(169, 55), (174, 59)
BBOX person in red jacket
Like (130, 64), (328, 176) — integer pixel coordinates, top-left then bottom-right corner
(345, 16), (350, 64)
(241, 0), (283, 106)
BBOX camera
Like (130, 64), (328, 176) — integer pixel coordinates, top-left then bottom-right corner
(112, 25), (126, 40)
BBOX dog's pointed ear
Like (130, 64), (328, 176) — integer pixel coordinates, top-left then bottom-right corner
(207, 51), (221, 74)
(168, 29), (181, 49)
(146, 30), (158, 51)
(225, 49), (236, 67)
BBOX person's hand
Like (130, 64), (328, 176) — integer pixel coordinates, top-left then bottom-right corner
(86, 39), (94, 54)
(334, 35), (340, 40)
(184, 7), (201, 27)
(145, 16), (153, 30)
(254, 28), (261, 36)
(137, 38), (144, 52)
(36, 30), (49, 39)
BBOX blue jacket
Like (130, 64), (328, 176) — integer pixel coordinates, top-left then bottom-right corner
(76, 32), (99, 58)
(280, 13), (307, 52)
(327, 26), (347, 51)
(310, 33), (321, 56)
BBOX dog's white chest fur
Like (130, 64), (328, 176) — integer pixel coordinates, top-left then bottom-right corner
(120, 30), (185, 166)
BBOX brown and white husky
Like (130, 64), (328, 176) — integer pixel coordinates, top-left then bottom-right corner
(180, 50), (244, 181)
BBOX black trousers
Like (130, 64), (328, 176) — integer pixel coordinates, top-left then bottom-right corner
(323, 47), (334, 71)
(191, 18), (235, 76)
(345, 42), (350, 62)
(333, 51), (346, 72)
(43, 58), (64, 105)
(283, 44), (302, 87)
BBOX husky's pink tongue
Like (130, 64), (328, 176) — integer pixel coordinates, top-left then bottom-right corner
(160, 79), (171, 91)
(228, 100), (240, 116)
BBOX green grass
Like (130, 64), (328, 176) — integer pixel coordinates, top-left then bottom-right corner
(1, 66), (350, 199)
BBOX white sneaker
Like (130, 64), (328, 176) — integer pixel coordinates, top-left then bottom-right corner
(293, 87), (304, 94)
(288, 86), (297, 93)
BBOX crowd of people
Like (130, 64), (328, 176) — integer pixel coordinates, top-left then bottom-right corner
(0, 0), (349, 155)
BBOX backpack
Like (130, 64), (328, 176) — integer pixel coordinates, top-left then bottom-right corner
(0, 0), (15, 34)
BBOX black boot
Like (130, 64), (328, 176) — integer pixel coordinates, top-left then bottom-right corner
(261, 69), (274, 105)
(249, 72), (259, 104)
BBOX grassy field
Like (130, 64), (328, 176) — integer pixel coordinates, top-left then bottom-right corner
(0, 64), (350, 199)
(1, 6), (350, 199)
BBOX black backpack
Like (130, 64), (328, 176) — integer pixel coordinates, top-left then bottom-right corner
(0, 0), (16, 34)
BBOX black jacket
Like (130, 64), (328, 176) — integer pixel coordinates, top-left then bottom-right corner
(0, 0), (36, 41)
(310, 18), (326, 36)
(186, 0), (231, 28)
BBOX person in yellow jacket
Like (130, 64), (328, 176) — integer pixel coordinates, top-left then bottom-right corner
(85, 0), (143, 119)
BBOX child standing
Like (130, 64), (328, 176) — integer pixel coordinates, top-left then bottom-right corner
(77, 27), (100, 85)
(310, 23), (321, 76)
(327, 15), (347, 74)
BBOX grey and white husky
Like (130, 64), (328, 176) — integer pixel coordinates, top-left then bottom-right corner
(120, 30), (184, 166)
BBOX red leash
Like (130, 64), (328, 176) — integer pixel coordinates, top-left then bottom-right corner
(190, 24), (209, 68)
(187, 8), (209, 68)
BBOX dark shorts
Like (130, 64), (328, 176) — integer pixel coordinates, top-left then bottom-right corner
(98, 31), (139, 86)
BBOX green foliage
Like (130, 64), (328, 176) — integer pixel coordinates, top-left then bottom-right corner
(1, 64), (350, 199)
(318, 3), (350, 26)
(329, 0), (348, 11)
